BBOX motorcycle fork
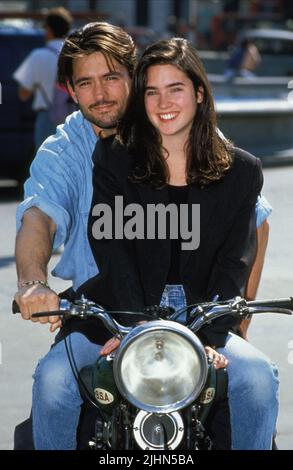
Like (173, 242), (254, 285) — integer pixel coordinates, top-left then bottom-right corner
(120, 402), (133, 450)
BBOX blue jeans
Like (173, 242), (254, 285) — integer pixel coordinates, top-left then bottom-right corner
(32, 333), (102, 449)
(32, 285), (279, 449)
(160, 285), (279, 450)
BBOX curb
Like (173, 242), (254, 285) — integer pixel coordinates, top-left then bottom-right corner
(260, 152), (293, 167)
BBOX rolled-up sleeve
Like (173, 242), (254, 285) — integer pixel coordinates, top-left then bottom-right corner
(255, 194), (272, 228)
(16, 140), (78, 250)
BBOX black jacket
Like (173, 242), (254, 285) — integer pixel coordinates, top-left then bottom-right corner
(78, 136), (263, 347)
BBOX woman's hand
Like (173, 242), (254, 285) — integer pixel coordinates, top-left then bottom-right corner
(100, 321), (148, 356)
(100, 339), (228, 370)
(100, 336), (121, 356)
(205, 346), (228, 369)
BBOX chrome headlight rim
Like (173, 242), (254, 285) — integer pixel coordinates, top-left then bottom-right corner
(113, 320), (208, 414)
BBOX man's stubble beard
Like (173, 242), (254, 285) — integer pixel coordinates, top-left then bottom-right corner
(79, 102), (127, 130)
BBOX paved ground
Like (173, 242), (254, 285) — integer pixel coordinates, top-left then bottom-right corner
(0, 167), (292, 450)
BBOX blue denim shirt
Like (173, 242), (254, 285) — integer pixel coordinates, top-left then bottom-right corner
(16, 111), (272, 290)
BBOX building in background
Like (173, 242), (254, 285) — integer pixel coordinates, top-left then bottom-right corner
(0, 0), (293, 49)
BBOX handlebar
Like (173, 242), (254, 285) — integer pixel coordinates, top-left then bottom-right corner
(245, 297), (293, 310)
(12, 295), (293, 337)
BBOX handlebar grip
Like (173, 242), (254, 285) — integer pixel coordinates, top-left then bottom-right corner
(12, 298), (71, 316)
(12, 300), (20, 314)
(247, 297), (293, 310)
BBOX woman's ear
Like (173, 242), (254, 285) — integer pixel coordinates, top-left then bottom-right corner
(196, 85), (204, 104)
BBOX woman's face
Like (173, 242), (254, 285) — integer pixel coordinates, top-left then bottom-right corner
(144, 64), (203, 143)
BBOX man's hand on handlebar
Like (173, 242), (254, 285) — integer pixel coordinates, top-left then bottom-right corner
(14, 284), (62, 332)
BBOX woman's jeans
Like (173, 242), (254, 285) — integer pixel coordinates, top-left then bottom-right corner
(32, 285), (279, 450)
(161, 285), (279, 450)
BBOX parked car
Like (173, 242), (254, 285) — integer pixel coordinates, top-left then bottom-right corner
(0, 24), (44, 183)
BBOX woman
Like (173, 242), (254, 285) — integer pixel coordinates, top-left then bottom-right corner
(78, 38), (278, 450)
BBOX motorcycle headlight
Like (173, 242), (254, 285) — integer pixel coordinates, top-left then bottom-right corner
(113, 321), (208, 413)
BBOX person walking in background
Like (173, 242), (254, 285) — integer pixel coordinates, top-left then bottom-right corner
(13, 7), (73, 149)
(225, 38), (261, 80)
(240, 38), (262, 77)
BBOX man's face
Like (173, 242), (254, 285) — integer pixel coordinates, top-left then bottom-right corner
(68, 51), (131, 135)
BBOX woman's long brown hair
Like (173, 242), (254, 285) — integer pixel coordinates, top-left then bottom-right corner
(118, 38), (233, 188)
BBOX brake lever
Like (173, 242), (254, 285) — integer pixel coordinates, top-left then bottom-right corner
(31, 311), (69, 318)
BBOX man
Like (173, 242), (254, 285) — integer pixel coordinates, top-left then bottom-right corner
(14, 22), (271, 449)
(15, 22), (135, 450)
(13, 7), (73, 148)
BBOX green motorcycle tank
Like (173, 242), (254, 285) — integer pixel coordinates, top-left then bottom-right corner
(80, 356), (120, 415)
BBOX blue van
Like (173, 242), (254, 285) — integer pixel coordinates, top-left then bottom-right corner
(0, 25), (44, 182)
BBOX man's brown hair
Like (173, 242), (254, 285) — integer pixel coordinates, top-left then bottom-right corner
(58, 22), (136, 87)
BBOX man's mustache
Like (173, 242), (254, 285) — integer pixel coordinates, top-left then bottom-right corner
(89, 100), (116, 110)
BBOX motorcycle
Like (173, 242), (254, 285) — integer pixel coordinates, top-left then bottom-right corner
(16, 295), (293, 451)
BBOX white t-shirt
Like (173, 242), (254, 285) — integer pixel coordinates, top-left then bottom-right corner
(13, 39), (64, 111)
